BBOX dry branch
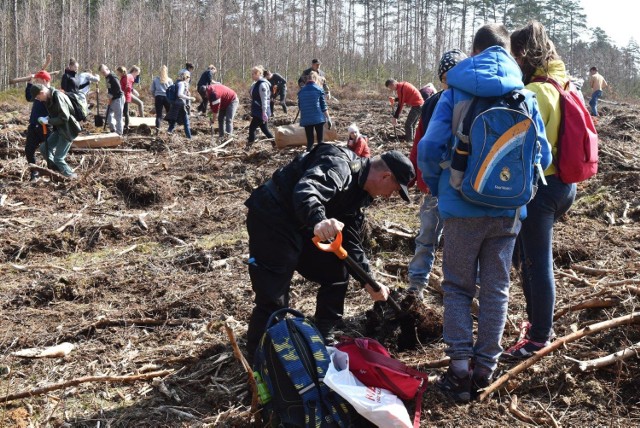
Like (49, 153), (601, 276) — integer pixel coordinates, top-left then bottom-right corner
(508, 395), (547, 426)
(565, 341), (640, 372)
(223, 319), (260, 427)
(553, 297), (620, 321)
(570, 264), (616, 276)
(0, 369), (173, 404)
(478, 311), (640, 401)
(10, 70), (60, 84)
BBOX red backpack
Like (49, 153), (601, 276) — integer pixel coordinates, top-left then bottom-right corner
(532, 77), (598, 183)
(336, 337), (429, 428)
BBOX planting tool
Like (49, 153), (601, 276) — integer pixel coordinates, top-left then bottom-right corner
(313, 231), (402, 314)
(94, 85), (104, 128)
(388, 97), (399, 141)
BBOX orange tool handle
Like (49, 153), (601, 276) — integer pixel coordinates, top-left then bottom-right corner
(42, 124), (47, 136)
(312, 231), (347, 260)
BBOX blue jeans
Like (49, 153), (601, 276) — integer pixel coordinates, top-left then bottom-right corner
(515, 175), (576, 343)
(168, 107), (192, 139)
(442, 216), (520, 371)
(589, 89), (602, 116)
(408, 195), (443, 288)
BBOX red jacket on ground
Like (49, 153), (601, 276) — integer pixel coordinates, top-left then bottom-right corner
(393, 82), (423, 118)
(207, 83), (237, 114)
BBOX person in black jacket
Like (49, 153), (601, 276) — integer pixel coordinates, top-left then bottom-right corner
(99, 64), (125, 135)
(265, 70), (287, 114)
(297, 58), (330, 98)
(196, 64), (217, 114)
(244, 143), (415, 360)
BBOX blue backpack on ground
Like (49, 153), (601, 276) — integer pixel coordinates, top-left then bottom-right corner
(165, 82), (178, 103)
(449, 90), (543, 209)
(253, 308), (353, 427)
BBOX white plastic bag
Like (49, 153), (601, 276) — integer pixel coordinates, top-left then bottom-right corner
(324, 347), (412, 428)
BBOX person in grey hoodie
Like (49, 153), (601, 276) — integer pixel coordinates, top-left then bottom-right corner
(150, 65), (173, 131)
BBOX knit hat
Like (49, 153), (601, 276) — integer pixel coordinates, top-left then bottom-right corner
(438, 49), (467, 82)
(33, 70), (52, 82)
(348, 123), (359, 135)
(30, 83), (45, 99)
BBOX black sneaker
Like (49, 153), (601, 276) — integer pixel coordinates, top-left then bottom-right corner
(436, 367), (471, 403)
(470, 369), (492, 400)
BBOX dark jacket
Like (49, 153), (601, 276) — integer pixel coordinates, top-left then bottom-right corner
(246, 143), (372, 272)
(297, 82), (327, 126)
(197, 69), (215, 88)
(26, 83), (48, 127)
(268, 73), (287, 90)
(44, 88), (82, 141)
(105, 72), (123, 100)
(61, 69), (89, 94)
(408, 90), (443, 193)
(250, 78), (271, 118)
(298, 67), (329, 94)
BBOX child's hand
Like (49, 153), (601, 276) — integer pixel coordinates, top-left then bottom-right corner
(327, 118), (333, 130)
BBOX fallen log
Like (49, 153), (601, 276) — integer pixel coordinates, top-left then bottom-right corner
(274, 124), (339, 148)
(0, 369), (173, 404)
(565, 341), (640, 372)
(10, 70), (61, 84)
(478, 311), (640, 401)
(72, 132), (123, 149)
(128, 117), (156, 128)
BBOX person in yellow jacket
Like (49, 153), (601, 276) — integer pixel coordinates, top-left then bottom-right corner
(503, 20), (577, 360)
(588, 66), (608, 117)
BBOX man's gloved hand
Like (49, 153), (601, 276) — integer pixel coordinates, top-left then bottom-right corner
(313, 218), (344, 242)
(261, 112), (268, 123)
(364, 283), (390, 302)
(37, 116), (49, 125)
(327, 118), (333, 130)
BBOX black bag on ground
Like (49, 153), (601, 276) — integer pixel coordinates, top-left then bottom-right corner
(253, 308), (354, 427)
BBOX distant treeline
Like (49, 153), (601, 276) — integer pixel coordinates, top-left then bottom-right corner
(0, 0), (638, 98)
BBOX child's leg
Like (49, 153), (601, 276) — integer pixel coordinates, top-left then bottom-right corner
(315, 123), (324, 144)
(408, 195), (443, 293)
(441, 217), (484, 364)
(304, 125), (315, 151)
(474, 217), (520, 372)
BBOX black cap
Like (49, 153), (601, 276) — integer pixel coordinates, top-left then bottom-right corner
(312, 59), (321, 64)
(381, 150), (415, 202)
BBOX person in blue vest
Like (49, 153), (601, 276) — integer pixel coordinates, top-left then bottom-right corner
(247, 65), (273, 148)
(298, 71), (332, 151)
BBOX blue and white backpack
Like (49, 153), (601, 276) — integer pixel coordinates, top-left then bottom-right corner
(253, 308), (353, 427)
(449, 90), (544, 209)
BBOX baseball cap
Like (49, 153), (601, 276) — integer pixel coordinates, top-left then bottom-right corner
(33, 70), (52, 82)
(381, 150), (415, 202)
(312, 59), (321, 65)
(30, 83), (45, 99)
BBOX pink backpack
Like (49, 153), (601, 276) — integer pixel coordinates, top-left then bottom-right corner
(532, 77), (598, 183)
(336, 337), (429, 428)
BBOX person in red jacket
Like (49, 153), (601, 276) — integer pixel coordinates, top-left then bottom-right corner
(346, 123), (370, 157)
(207, 83), (239, 139)
(117, 66), (135, 133)
(385, 79), (424, 142)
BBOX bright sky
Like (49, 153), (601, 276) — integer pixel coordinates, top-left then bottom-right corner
(581, 0), (639, 47)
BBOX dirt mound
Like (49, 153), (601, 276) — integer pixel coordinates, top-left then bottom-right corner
(115, 175), (170, 207)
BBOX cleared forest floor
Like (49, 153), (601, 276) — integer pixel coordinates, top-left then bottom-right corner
(1, 91), (639, 427)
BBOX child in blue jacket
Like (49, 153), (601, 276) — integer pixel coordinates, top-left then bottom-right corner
(417, 23), (552, 402)
(297, 71), (332, 151)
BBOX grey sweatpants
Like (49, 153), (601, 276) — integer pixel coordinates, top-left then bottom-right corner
(107, 95), (125, 135)
(404, 105), (422, 142)
(441, 216), (520, 371)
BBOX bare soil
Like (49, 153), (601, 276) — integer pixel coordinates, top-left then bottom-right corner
(0, 94), (639, 427)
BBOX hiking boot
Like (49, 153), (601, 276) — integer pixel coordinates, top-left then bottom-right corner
(436, 367), (471, 403)
(502, 335), (550, 361)
(470, 366), (493, 400)
(407, 284), (425, 300)
(314, 318), (339, 346)
(66, 173), (78, 180)
(245, 140), (254, 150)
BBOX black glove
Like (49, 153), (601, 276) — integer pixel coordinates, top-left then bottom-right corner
(327, 119), (333, 130)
